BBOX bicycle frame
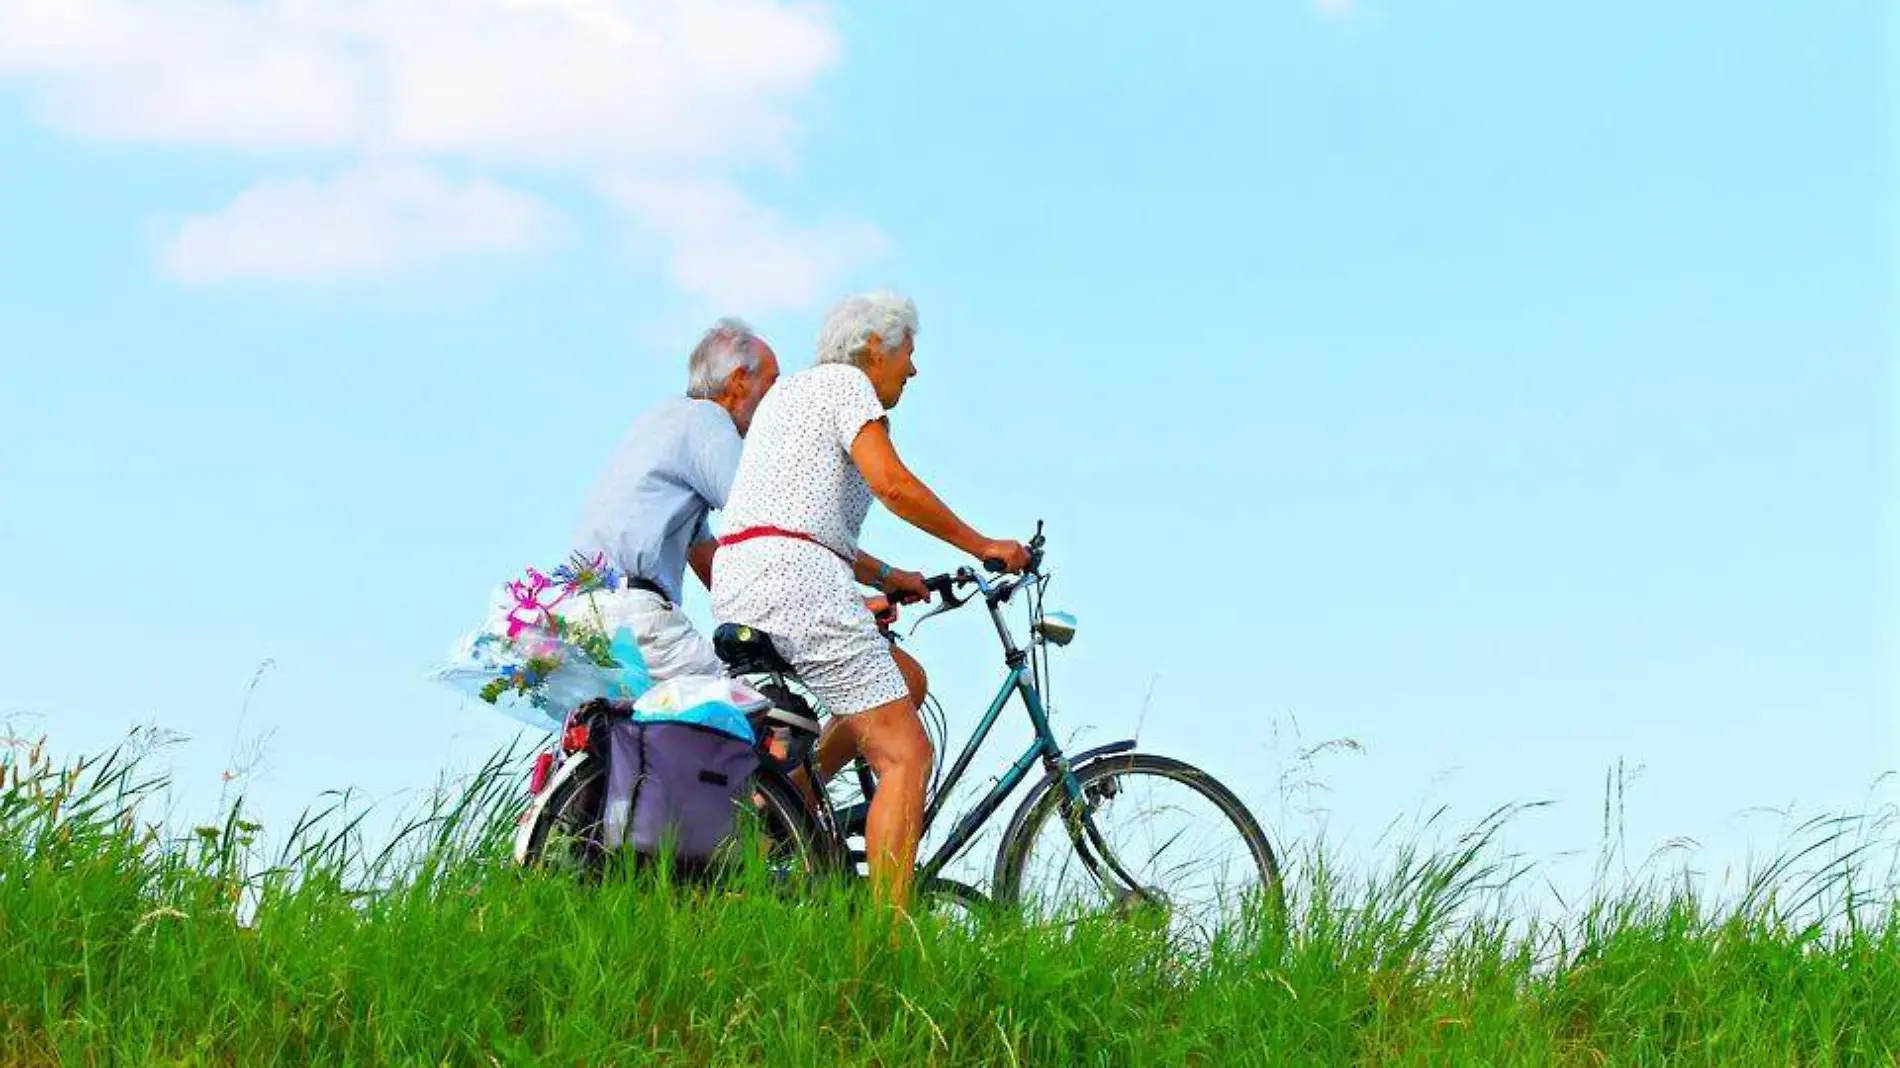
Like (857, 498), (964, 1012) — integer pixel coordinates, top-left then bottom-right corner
(911, 656), (1072, 883)
(514, 538), (1174, 897)
(733, 537), (1159, 898)
(869, 565), (1138, 890)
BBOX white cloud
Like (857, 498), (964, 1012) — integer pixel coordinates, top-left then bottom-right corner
(0, 0), (881, 305)
(608, 177), (887, 311)
(0, 0), (837, 163)
(160, 165), (558, 284)
(1315, 0), (1383, 27)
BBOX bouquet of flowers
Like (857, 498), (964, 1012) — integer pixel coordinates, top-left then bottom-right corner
(429, 550), (655, 734)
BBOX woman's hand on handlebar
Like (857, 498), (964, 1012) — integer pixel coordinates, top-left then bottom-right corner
(978, 538), (1033, 574)
(880, 568), (931, 605)
(866, 569), (930, 626)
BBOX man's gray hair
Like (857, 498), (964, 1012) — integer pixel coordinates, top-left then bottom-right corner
(816, 290), (919, 368)
(686, 317), (767, 399)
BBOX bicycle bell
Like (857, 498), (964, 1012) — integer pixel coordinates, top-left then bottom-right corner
(1033, 610), (1077, 647)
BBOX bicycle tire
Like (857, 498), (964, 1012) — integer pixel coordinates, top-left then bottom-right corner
(991, 752), (1286, 934)
(518, 756), (608, 877)
(918, 876), (992, 922)
(517, 758), (832, 882)
(729, 768), (841, 883)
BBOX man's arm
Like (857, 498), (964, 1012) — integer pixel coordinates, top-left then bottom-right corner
(688, 538), (717, 591)
(683, 410), (744, 510)
(682, 410), (742, 593)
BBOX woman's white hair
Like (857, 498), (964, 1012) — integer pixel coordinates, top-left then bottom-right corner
(686, 317), (766, 399)
(816, 290), (919, 368)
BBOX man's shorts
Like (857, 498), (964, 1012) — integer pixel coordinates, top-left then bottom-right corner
(552, 587), (725, 684)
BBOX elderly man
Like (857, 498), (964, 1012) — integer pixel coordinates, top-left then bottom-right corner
(562, 317), (780, 682)
(711, 291), (1030, 909)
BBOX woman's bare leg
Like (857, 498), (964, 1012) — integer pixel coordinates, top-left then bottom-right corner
(791, 643), (931, 805)
(841, 696), (933, 910)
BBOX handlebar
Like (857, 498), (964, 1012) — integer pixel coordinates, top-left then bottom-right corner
(981, 518), (1047, 575)
(905, 522), (1048, 634)
(922, 572), (966, 608)
(930, 565), (1034, 600)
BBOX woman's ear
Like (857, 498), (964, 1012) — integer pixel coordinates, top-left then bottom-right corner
(860, 335), (888, 377)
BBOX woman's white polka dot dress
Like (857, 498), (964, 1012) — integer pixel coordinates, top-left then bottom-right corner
(710, 364), (910, 717)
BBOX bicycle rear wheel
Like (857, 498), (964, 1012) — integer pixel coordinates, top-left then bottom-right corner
(517, 756), (608, 878)
(992, 753), (1284, 951)
(518, 758), (828, 884)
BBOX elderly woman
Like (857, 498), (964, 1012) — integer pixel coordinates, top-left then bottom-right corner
(711, 290), (1030, 909)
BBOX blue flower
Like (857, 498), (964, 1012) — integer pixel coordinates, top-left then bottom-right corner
(553, 549), (620, 594)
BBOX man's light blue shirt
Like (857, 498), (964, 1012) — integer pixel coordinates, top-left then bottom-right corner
(570, 397), (742, 604)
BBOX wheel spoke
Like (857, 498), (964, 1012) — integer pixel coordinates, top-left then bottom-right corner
(997, 755), (1282, 954)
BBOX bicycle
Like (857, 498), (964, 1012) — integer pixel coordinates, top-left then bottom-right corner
(516, 524), (1285, 943)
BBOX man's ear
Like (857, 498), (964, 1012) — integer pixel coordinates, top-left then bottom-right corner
(720, 364), (749, 402)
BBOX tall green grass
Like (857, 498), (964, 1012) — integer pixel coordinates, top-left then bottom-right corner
(3, 736), (1895, 1066)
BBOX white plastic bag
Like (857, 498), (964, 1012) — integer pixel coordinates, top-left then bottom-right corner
(428, 560), (655, 733)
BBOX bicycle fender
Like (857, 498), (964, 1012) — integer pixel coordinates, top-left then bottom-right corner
(511, 750), (591, 866)
(988, 739), (1136, 888)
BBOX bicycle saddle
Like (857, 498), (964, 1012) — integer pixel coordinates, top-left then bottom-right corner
(712, 622), (795, 676)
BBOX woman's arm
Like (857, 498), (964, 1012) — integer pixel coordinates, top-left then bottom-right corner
(852, 548), (929, 602)
(850, 420), (986, 556)
(851, 548), (889, 587)
(850, 420), (1027, 572)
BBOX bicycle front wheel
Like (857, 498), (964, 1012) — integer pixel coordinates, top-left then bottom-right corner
(993, 753), (1285, 949)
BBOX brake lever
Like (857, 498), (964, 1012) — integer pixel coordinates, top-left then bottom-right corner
(924, 573), (968, 609)
(904, 600), (958, 639)
(907, 572), (972, 637)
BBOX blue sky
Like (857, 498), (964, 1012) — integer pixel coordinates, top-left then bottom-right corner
(2, 0), (1892, 902)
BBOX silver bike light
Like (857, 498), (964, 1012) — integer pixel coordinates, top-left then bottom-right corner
(1034, 610), (1077, 647)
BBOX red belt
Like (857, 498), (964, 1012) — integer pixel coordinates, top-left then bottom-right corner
(717, 525), (854, 566)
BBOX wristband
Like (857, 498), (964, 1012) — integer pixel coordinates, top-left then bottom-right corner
(875, 561), (892, 588)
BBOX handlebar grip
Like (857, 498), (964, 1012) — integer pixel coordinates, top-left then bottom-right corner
(983, 558), (1006, 573)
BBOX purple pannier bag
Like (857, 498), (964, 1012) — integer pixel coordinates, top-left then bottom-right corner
(599, 710), (760, 862)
